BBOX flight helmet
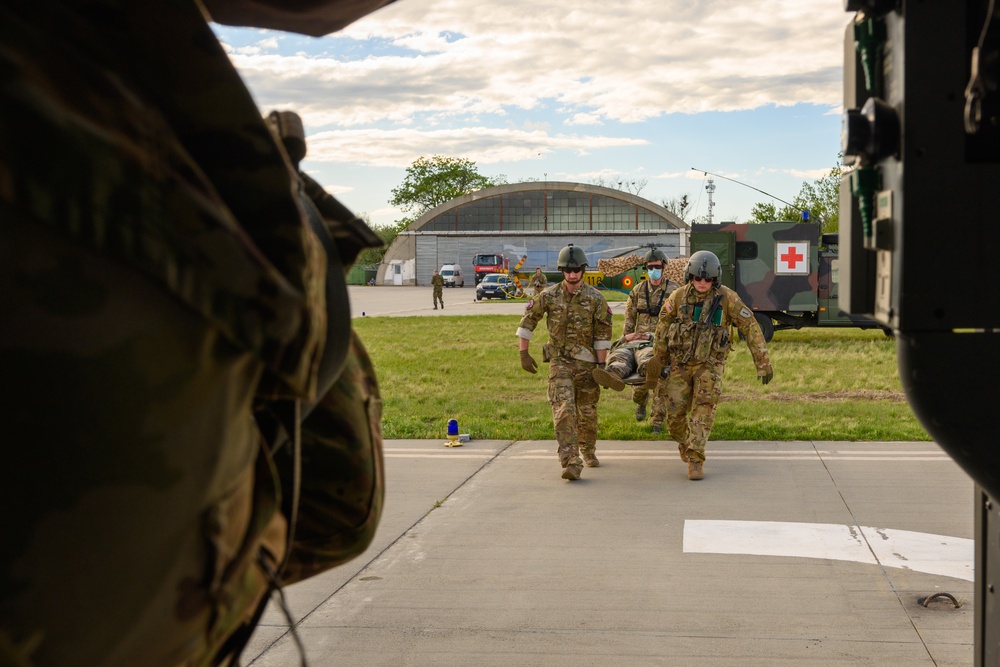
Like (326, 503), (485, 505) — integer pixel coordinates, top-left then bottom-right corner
(644, 248), (668, 265)
(557, 244), (589, 270)
(685, 250), (721, 286)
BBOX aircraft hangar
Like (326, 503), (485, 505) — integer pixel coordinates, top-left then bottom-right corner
(376, 181), (690, 286)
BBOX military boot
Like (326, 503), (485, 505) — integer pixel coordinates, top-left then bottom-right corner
(582, 450), (600, 467)
(562, 464), (583, 480)
(634, 402), (647, 422)
(650, 423), (662, 434)
(643, 357), (662, 389)
(592, 366), (625, 392)
(687, 460), (704, 481)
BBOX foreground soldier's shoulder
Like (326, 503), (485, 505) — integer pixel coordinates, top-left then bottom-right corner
(585, 283), (607, 304)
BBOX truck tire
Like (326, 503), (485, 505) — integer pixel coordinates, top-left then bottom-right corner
(754, 312), (775, 343)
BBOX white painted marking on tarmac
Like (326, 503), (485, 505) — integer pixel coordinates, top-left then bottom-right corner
(383, 453), (495, 459)
(509, 451), (948, 461)
(683, 520), (973, 582)
(382, 448), (496, 459)
(384, 448), (493, 453)
(384, 447), (950, 462)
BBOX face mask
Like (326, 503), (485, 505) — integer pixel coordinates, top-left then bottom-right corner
(647, 268), (662, 281)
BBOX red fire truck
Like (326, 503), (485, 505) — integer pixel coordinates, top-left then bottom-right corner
(472, 253), (509, 285)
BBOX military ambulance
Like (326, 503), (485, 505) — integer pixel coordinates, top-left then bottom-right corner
(690, 222), (888, 341)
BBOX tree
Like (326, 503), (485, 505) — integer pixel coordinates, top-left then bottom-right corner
(748, 202), (795, 223)
(355, 216), (409, 268)
(747, 157), (845, 233)
(660, 194), (692, 222)
(590, 176), (648, 196)
(389, 156), (507, 217)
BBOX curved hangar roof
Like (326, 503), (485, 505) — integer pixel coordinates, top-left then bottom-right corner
(408, 181), (689, 233)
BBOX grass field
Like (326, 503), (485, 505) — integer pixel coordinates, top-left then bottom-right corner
(353, 315), (930, 442)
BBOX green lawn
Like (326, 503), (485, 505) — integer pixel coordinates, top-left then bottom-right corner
(353, 315), (929, 442)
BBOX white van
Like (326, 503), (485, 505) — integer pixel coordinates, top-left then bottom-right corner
(440, 264), (464, 287)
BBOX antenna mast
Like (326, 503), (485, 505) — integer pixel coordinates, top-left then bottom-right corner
(705, 178), (716, 224)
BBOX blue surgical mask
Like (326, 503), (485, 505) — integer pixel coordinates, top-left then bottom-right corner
(647, 268), (662, 281)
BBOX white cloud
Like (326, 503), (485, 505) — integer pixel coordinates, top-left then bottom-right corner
(223, 0), (846, 131)
(566, 113), (602, 126)
(305, 126), (647, 168)
(787, 167), (831, 179)
(213, 0), (849, 226)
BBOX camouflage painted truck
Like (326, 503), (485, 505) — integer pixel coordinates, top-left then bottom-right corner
(690, 222), (888, 342)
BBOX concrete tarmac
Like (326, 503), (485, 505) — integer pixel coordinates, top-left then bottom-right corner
(347, 284), (630, 318)
(240, 286), (975, 666)
(243, 441), (974, 666)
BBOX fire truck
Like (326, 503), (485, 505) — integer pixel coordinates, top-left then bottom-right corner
(472, 253), (509, 285)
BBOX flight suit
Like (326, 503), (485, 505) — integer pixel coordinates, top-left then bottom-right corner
(517, 282), (613, 475)
(652, 283), (771, 465)
(611, 278), (680, 424)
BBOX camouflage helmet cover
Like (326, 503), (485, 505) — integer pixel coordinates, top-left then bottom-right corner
(644, 247), (668, 265)
(685, 250), (721, 284)
(557, 244), (589, 269)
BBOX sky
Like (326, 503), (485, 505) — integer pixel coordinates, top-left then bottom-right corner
(212, 0), (850, 229)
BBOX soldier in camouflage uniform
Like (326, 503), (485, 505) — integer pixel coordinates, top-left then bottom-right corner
(432, 269), (445, 309)
(0, 2), (392, 666)
(592, 249), (680, 433)
(647, 251), (773, 481)
(517, 245), (613, 480)
(528, 267), (548, 296)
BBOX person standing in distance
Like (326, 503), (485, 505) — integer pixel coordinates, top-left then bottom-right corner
(517, 245), (613, 480)
(431, 268), (444, 310)
(592, 248), (680, 433)
(529, 267), (548, 296)
(646, 250), (773, 480)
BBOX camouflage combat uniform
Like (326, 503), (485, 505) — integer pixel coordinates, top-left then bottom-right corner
(0, 3), (387, 666)
(431, 272), (445, 309)
(529, 271), (548, 296)
(606, 278), (680, 424)
(517, 282), (613, 475)
(652, 283), (771, 464)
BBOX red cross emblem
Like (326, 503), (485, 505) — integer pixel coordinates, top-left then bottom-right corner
(775, 242), (809, 275)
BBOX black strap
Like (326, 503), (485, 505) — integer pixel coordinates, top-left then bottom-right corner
(637, 280), (664, 317)
(701, 294), (723, 324)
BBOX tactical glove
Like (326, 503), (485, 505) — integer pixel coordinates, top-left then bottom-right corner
(758, 364), (774, 385)
(644, 357), (662, 389)
(520, 350), (538, 374)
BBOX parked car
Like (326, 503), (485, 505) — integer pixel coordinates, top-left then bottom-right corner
(476, 273), (512, 300)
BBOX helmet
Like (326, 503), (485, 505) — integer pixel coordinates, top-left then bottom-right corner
(685, 250), (721, 285)
(644, 248), (668, 265)
(557, 244), (589, 270)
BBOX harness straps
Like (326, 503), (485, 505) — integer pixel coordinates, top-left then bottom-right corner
(637, 280), (665, 317)
(680, 292), (723, 364)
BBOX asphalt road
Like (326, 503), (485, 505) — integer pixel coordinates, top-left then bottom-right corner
(240, 285), (974, 666)
(348, 284), (629, 318)
(243, 440), (973, 666)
